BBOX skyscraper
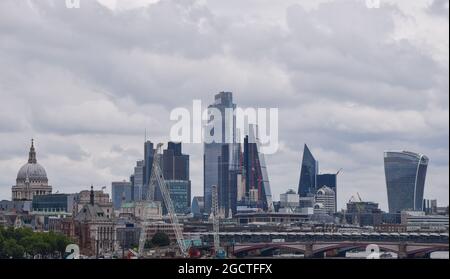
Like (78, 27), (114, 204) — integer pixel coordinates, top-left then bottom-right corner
(241, 125), (274, 212)
(163, 142), (189, 181)
(143, 141), (155, 200)
(132, 160), (145, 201)
(204, 92), (236, 213)
(384, 151), (429, 213)
(298, 144), (318, 197)
(155, 142), (191, 214)
(317, 173), (337, 212)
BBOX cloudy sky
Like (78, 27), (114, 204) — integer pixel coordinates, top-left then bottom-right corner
(0, 0), (448, 210)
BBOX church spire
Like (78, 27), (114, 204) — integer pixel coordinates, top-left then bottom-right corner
(28, 139), (37, 164)
(90, 185), (95, 206)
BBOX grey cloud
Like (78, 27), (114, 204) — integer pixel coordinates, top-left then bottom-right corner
(0, 0), (447, 209)
(428, 0), (449, 18)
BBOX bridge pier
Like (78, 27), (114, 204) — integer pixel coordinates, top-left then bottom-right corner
(398, 243), (408, 259)
(304, 243), (314, 258)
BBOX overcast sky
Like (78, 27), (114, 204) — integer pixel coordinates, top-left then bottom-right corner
(0, 0), (448, 211)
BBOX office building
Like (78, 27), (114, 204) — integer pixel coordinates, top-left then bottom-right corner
(241, 126), (274, 212)
(317, 173), (337, 212)
(112, 181), (133, 209)
(384, 151), (429, 213)
(280, 189), (300, 209)
(315, 186), (336, 215)
(297, 145), (339, 211)
(143, 141), (155, 200)
(163, 142), (189, 181)
(166, 180), (191, 214)
(298, 144), (318, 197)
(151, 143), (192, 215)
(132, 160), (145, 201)
(204, 92), (237, 213)
(31, 194), (76, 216)
(218, 144), (240, 217)
(401, 211), (449, 232)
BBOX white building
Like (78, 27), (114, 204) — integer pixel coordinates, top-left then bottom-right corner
(315, 186), (336, 215)
(280, 189), (300, 209)
(401, 211), (449, 232)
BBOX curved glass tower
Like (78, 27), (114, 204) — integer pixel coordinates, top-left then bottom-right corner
(298, 144), (318, 197)
(384, 151), (429, 213)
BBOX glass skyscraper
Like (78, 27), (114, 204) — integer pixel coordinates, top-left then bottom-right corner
(204, 92), (236, 213)
(298, 144), (318, 197)
(384, 151), (429, 213)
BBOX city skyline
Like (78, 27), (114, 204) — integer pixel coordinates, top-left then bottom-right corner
(0, 0), (448, 212)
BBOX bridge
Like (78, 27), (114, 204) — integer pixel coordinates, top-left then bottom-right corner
(184, 231), (449, 258)
(232, 241), (449, 258)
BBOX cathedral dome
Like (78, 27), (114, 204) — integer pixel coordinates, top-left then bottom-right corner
(16, 140), (48, 184)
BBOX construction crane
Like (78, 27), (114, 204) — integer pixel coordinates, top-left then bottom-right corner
(211, 185), (226, 258)
(348, 193), (365, 227)
(138, 143), (188, 258)
(211, 185), (220, 252)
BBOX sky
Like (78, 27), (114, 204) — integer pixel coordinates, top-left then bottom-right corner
(0, 0), (448, 211)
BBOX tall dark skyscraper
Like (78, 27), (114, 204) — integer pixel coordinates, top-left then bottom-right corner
(240, 126), (273, 212)
(154, 142), (191, 214)
(297, 145), (339, 211)
(204, 92), (236, 214)
(143, 141), (155, 199)
(163, 142), (189, 181)
(298, 144), (318, 197)
(384, 151), (429, 213)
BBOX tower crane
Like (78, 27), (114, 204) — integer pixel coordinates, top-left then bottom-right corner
(211, 185), (226, 258)
(138, 143), (188, 258)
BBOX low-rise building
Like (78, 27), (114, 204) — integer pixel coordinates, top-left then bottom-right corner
(120, 201), (162, 221)
(401, 211), (449, 232)
(76, 187), (114, 219)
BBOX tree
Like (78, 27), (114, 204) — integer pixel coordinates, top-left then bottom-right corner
(2, 239), (25, 259)
(151, 232), (170, 247)
(0, 227), (71, 259)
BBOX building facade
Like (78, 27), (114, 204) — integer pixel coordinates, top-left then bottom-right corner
(112, 181), (133, 210)
(297, 144), (339, 211)
(165, 180), (191, 214)
(280, 189), (300, 209)
(240, 126), (274, 212)
(31, 193), (76, 216)
(315, 186), (336, 215)
(384, 151), (429, 213)
(132, 160), (145, 201)
(298, 144), (318, 198)
(204, 92), (236, 214)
